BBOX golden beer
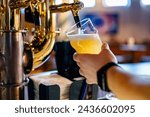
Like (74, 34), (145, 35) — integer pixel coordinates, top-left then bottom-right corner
(69, 34), (102, 54)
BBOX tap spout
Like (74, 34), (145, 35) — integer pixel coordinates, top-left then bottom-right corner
(50, 1), (84, 14)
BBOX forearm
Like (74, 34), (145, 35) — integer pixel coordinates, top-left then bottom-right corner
(107, 66), (150, 100)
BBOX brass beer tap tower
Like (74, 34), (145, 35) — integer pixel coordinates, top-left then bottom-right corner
(0, 0), (84, 100)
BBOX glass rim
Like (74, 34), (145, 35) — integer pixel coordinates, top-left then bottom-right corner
(66, 18), (97, 35)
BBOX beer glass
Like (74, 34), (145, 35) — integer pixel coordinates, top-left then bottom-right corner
(66, 18), (102, 99)
(66, 18), (102, 55)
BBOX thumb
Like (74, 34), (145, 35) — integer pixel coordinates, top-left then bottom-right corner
(101, 42), (110, 50)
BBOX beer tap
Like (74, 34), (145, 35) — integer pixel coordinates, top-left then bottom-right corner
(28, 0), (84, 69)
(0, 0), (84, 100)
(0, 0), (29, 100)
(50, 0), (84, 27)
(71, 0), (82, 28)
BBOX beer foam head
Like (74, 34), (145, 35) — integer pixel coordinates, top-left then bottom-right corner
(68, 34), (100, 40)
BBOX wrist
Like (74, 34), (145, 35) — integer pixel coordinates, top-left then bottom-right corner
(97, 62), (120, 92)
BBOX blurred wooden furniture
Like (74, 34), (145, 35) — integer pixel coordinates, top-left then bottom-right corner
(110, 44), (148, 63)
(119, 44), (147, 63)
(110, 44), (133, 63)
(140, 47), (150, 62)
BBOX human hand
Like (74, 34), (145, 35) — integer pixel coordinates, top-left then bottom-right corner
(73, 42), (117, 84)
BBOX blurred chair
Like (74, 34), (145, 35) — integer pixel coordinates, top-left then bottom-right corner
(140, 48), (150, 62)
(110, 44), (133, 63)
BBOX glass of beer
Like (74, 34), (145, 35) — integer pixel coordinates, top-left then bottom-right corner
(66, 18), (103, 99)
(66, 18), (102, 55)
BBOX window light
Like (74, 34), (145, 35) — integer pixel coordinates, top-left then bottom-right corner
(21, 9), (25, 14)
(141, 0), (150, 6)
(55, 0), (62, 4)
(80, 0), (95, 7)
(65, 0), (96, 7)
(103, 0), (131, 7)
